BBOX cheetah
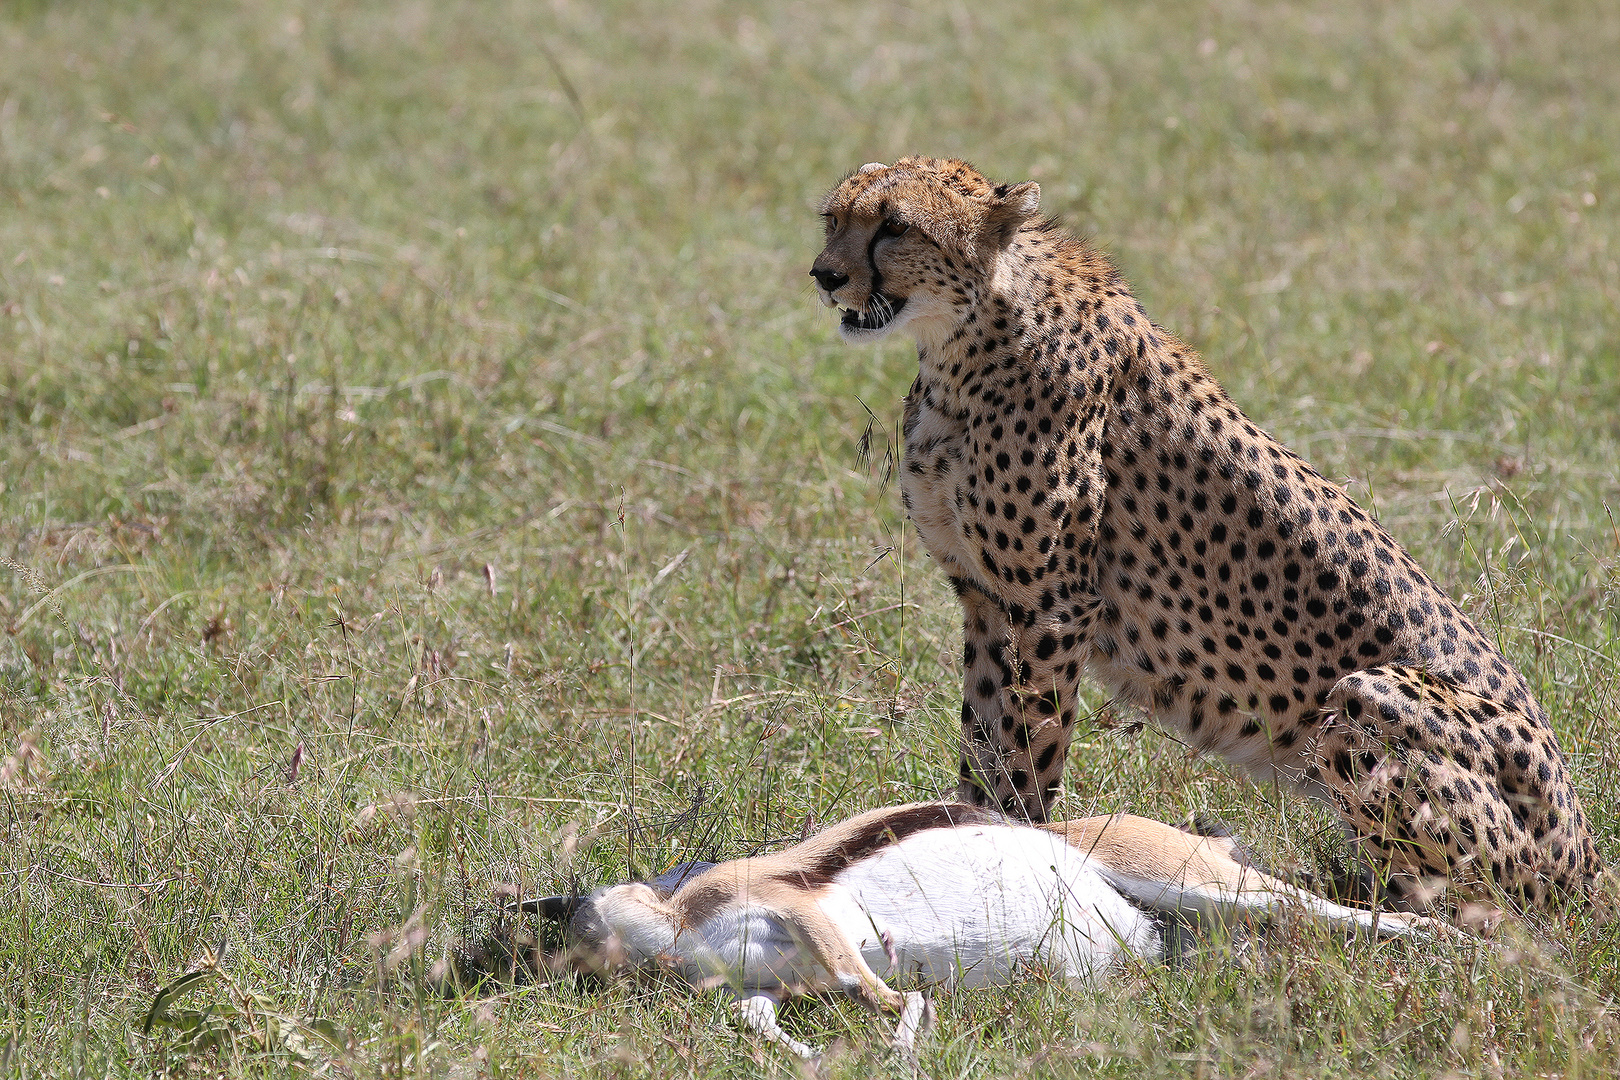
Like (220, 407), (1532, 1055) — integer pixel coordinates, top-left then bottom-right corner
(808, 156), (1600, 910)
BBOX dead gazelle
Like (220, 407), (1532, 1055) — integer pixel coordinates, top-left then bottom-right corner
(535, 803), (1450, 1060)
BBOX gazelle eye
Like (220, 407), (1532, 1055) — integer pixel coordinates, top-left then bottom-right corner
(880, 218), (909, 238)
(823, 213), (838, 231)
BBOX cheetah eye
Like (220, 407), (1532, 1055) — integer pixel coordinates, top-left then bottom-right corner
(880, 218), (910, 238)
(823, 213), (839, 232)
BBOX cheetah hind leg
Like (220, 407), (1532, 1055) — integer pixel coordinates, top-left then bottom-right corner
(1309, 666), (1590, 911)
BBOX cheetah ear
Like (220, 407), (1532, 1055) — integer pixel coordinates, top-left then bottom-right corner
(858, 161), (888, 174)
(985, 181), (1041, 247)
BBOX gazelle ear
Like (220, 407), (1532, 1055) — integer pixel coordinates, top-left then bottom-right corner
(647, 860), (717, 897)
(985, 181), (1041, 247)
(858, 161), (888, 174)
(519, 895), (583, 921)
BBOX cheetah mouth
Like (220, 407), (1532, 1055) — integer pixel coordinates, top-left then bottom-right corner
(840, 293), (907, 333)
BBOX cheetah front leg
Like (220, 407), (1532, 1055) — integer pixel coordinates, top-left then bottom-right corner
(999, 613), (1097, 821)
(951, 367), (1114, 822)
(956, 583), (1094, 821)
(956, 583), (1018, 810)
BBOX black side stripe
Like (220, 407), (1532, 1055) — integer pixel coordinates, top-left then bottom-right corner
(772, 803), (1000, 889)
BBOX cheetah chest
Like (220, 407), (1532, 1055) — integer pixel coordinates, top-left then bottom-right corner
(901, 387), (984, 585)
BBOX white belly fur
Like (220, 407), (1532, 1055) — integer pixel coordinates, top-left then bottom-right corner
(821, 825), (1160, 988)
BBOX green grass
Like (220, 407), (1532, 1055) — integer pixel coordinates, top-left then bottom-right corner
(2, 0), (1619, 1075)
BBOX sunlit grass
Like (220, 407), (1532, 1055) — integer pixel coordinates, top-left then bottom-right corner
(1, 0), (1618, 1075)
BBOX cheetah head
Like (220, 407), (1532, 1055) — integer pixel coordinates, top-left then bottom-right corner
(810, 156), (1041, 344)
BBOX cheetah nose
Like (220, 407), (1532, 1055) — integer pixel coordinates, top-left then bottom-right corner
(810, 267), (849, 293)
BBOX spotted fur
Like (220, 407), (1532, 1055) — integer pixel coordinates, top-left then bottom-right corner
(809, 156), (1599, 909)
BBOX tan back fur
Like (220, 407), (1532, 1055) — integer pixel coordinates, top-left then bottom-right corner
(1045, 815), (1288, 896)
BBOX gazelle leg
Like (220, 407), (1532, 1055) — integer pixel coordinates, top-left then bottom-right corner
(1253, 886), (1467, 943)
(892, 991), (933, 1061)
(753, 900), (916, 1054)
(732, 993), (818, 1060)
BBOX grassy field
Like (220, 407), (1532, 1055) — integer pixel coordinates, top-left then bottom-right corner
(2, 0), (1619, 1075)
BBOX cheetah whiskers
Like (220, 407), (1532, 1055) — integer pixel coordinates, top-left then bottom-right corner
(866, 290), (896, 327)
